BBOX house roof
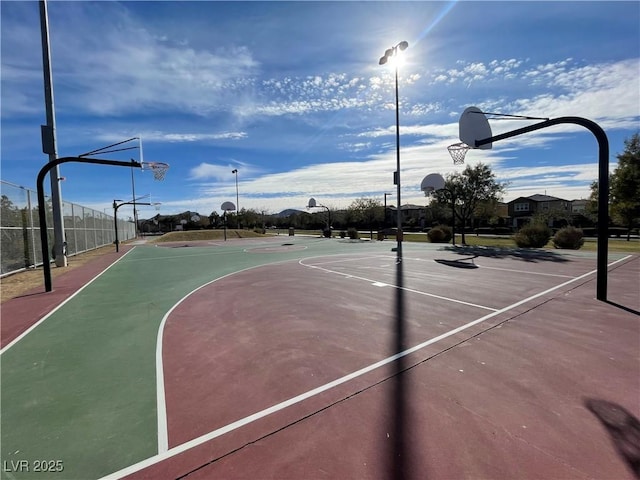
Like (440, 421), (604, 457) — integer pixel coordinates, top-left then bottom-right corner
(387, 204), (425, 211)
(527, 194), (568, 202)
(509, 194), (569, 204)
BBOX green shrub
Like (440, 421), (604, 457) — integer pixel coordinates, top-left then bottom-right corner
(339, 230), (346, 238)
(347, 228), (359, 239)
(552, 226), (584, 249)
(253, 227), (266, 234)
(514, 223), (552, 248)
(323, 228), (332, 238)
(427, 225), (452, 243)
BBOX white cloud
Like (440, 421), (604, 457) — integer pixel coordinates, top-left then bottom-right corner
(189, 161), (262, 182)
(2, 2), (637, 219)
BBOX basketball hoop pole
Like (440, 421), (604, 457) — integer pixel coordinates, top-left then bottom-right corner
(474, 116), (609, 301)
(113, 199), (155, 252)
(37, 156), (142, 292)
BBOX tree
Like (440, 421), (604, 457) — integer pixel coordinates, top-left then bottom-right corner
(590, 133), (640, 240)
(240, 208), (261, 228)
(347, 197), (384, 239)
(434, 163), (506, 244)
(611, 133), (640, 240)
(208, 211), (220, 228)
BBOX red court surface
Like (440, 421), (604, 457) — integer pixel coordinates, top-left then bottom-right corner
(2, 243), (638, 479)
(143, 251), (638, 480)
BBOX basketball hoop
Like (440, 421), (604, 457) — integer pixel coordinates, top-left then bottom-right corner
(420, 173), (445, 196)
(141, 161), (169, 181)
(447, 142), (470, 165)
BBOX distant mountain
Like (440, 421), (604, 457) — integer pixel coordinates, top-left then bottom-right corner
(277, 209), (304, 217)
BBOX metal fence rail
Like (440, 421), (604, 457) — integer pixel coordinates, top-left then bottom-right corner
(1, 180), (135, 276)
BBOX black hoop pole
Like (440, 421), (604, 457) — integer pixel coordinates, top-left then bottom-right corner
(37, 157), (141, 292)
(113, 200), (152, 252)
(475, 116), (609, 301)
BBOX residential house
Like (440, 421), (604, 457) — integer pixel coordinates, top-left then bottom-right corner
(386, 204), (429, 230)
(507, 194), (571, 229)
(570, 199), (590, 214)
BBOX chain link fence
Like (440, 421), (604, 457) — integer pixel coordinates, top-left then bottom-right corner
(1, 180), (135, 276)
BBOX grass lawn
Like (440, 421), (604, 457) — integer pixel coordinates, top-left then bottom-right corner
(150, 229), (266, 242)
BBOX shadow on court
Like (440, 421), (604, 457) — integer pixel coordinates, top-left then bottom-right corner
(604, 300), (640, 316)
(442, 245), (570, 263)
(389, 243), (420, 479)
(434, 255), (479, 269)
(585, 398), (640, 479)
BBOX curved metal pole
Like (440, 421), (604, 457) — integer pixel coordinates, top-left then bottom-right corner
(37, 157), (141, 291)
(475, 116), (609, 300)
(319, 205), (331, 229)
(113, 199), (152, 252)
(113, 200), (120, 252)
(446, 189), (456, 246)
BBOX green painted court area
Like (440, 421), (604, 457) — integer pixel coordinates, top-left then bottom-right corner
(1, 238), (386, 479)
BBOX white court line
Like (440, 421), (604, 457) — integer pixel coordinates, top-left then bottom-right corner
(362, 264), (449, 281)
(303, 255), (388, 267)
(474, 263), (575, 278)
(299, 258), (498, 312)
(243, 245), (308, 253)
(102, 254), (632, 480)
(154, 257), (319, 454)
(0, 248), (136, 355)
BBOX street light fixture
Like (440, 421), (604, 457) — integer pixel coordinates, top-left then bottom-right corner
(379, 41), (408, 256)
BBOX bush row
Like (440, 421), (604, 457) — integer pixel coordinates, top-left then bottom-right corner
(514, 224), (585, 249)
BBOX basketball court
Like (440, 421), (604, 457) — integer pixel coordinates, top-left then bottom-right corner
(1, 236), (638, 479)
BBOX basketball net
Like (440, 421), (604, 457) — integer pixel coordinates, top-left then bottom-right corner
(142, 162), (169, 181)
(447, 142), (470, 165)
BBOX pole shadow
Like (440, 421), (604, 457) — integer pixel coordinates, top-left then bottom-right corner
(604, 300), (640, 316)
(388, 243), (423, 479)
(584, 398), (640, 478)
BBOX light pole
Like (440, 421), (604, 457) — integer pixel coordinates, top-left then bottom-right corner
(39, 0), (66, 267)
(384, 192), (392, 228)
(131, 136), (143, 238)
(447, 189), (456, 246)
(232, 168), (239, 228)
(380, 43), (410, 477)
(379, 41), (408, 256)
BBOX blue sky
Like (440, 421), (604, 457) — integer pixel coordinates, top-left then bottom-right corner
(2, 1), (639, 220)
